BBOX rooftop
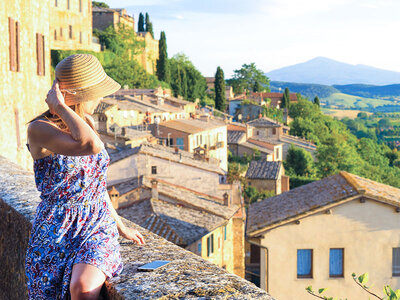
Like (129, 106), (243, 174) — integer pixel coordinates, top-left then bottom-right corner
(247, 117), (282, 128)
(0, 155), (272, 299)
(246, 161), (282, 180)
(227, 130), (246, 144)
(247, 171), (400, 236)
(159, 118), (227, 134)
(107, 142), (225, 175)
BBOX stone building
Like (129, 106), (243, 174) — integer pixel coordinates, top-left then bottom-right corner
(245, 160), (289, 195)
(248, 92), (298, 108)
(109, 177), (246, 277)
(135, 31), (159, 75)
(158, 117), (228, 171)
(246, 171), (400, 299)
(1, 0), (50, 170)
(106, 142), (233, 199)
(92, 7), (134, 31)
(50, 0), (100, 51)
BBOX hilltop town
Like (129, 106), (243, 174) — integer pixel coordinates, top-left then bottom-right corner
(1, 1), (400, 299)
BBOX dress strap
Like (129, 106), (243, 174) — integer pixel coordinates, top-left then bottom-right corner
(26, 143), (31, 152)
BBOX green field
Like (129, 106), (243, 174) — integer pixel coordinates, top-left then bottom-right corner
(322, 93), (399, 109)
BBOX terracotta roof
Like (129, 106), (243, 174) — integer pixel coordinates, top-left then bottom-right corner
(247, 171), (400, 236)
(228, 131), (245, 144)
(159, 118), (226, 134)
(247, 138), (280, 150)
(227, 123), (246, 132)
(252, 92), (298, 101)
(247, 117), (282, 128)
(205, 77), (215, 83)
(108, 142), (225, 175)
(246, 161), (282, 180)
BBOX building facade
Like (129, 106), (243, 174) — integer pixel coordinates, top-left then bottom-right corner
(246, 172), (400, 299)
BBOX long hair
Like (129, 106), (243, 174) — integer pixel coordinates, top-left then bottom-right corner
(27, 103), (98, 134)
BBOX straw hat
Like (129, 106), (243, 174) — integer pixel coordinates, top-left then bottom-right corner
(55, 54), (121, 105)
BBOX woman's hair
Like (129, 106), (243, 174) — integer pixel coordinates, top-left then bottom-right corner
(27, 103), (98, 134)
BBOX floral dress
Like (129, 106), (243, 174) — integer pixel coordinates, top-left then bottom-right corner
(25, 147), (123, 299)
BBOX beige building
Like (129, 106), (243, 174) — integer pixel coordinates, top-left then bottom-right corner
(110, 177), (245, 277)
(135, 31), (159, 75)
(50, 0), (100, 51)
(0, 0), (50, 170)
(92, 7), (134, 31)
(246, 171), (400, 299)
(245, 160), (289, 196)
(158, 117), (228, 171)
(106, 142), (234, 199)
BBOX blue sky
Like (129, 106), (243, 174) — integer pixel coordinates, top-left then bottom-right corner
(102, 0), (400, 78)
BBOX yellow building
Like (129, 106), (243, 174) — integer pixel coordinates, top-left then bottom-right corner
(111, 177), (245, 277)
(246, 171), (400, 299)
(158, 117), (228, 171)
(92, 7), (134, 31)
(50, 0), (100, 51)
(0, 0), (50, 170)
(135, 31), (159, 75)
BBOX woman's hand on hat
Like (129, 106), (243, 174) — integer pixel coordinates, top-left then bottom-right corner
(46, 79), (65, 115)
(118, 225), (146, 245)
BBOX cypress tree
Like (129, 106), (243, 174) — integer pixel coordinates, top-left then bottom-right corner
(145, 13), (150, 31)
(284, 87), (290, 108)
(156, 31), (170, 83)
(138, 13), (144, 32)
(314, 96), (320, 107)
(147, 22), (154, 38)
(214, 66), (226, 111)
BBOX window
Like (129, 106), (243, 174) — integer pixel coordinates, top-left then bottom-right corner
(393, 248), (400, 276)
(151, 166), (157, 175)
(176, 138), (184, 150)
(257, 131), (259, 136)
(14, 108), (21, 149)
(54, 29), (57, 40)
(207, 234), (214, 256)
(60, 27), (63, 37)
(36, 33), (45, 76)
(79, 0), (82, 12)
(67, 0), (70, 9)
(79, 32), (82, 44)
(8, 17), (20, 72)
(55, 0), (58, 7)
(198, 242), (201, 254)
(69, 25), (73, 39)
(297, 249), (313, 278)
(272, 128), (277, 135)
(329, 248), (344, 277)
(275, 148), (279, 160)
(224, 225), (227, 240)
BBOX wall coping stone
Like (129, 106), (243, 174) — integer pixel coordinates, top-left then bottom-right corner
(0, 155), (273, 299)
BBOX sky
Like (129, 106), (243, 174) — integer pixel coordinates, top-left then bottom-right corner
(102, 0), (400, 78)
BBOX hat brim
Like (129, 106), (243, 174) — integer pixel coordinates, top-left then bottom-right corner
(63, 75), (121, 105)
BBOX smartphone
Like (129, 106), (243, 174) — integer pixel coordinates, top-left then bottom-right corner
(137, 260), (171, 272)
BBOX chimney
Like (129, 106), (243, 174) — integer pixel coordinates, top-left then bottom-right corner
(151, 179), (158, 200)
(223, 192), (230, 207)
(108, 186), (120, 209)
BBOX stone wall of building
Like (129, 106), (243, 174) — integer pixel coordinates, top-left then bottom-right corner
(50, 0), (100, 51)
(0, 0), (50, 171)
(135, 32), (159, 75)
(0, 155), (273, 300)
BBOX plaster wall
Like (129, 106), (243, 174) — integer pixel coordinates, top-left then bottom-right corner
(257, 199), (400, 299)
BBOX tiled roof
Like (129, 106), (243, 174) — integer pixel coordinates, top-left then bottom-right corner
(252, 92), (298, 101)
(159, 118), (226, 134)
(240, 141), (273, 155)
(118, 198), (225, 246)
(228, 131), (245, 144)
(247, 138), (280, 150)
(108, 142), (225, 174)
(245, 161), (282, 180)
(247, 117), (282, 128)
(247, 171), (400, 236)
(227, 123), (246, 132)
(94, 102), (115, 114)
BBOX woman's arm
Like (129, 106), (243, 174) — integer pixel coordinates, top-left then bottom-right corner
(104, 191), (145, 245)
(28, 80), (104, 156)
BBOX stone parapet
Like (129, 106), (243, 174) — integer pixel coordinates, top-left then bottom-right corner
(0, 155), (273, 300)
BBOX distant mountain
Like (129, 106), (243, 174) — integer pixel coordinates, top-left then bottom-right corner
(270, 81), (339, 99)
(266, 57), (400, 85)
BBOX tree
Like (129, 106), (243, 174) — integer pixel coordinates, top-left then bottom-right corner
(145, 13), (150, 32)
(147, 22), (154, 38)
(156, 31), (170, 83)
(284, 87), (291, 108)
(92, 1), (109, 8)
(138, 13), (145, 32)
(214, 66), (226, 111)
(378, 118), (392, 128)
(227, 63), (270, 94)
(314, 96), (320, 107)
(285, 145), (316, 177)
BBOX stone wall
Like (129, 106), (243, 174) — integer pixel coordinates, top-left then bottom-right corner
(0, 155), (274, 300)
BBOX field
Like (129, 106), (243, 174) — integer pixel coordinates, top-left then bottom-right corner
(322, 93), (399, 109)
(322, 109), (373, 119)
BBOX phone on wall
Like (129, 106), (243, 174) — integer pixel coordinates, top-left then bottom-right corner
(137, 260), (171, 272)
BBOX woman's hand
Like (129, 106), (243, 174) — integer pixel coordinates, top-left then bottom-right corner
(118, 225), (146, 245)
(46, 79), (65, 115)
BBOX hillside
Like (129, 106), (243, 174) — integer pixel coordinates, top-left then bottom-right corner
(333, 84), (400, 99)
(270, 81), (338, 99)
(266, 57), (400, 85)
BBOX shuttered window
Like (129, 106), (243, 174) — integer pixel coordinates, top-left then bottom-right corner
(8, 17), (20, 72)
(207, 234), (214, 257)
(297, 249), (313, 278)
(79, 0), (82, 12)
(329, 248), (344, 277)
(69, 25), (72, 39)
(393, 248), (400, 276)
(36, 33), (45, 76)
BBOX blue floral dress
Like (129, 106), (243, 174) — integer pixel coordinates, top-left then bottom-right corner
(25, 147), (123, 299)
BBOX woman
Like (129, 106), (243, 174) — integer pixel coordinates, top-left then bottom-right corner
(25, 54), (145, 300)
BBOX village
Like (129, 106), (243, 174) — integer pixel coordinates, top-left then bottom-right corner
(1, 1), (400, 300)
